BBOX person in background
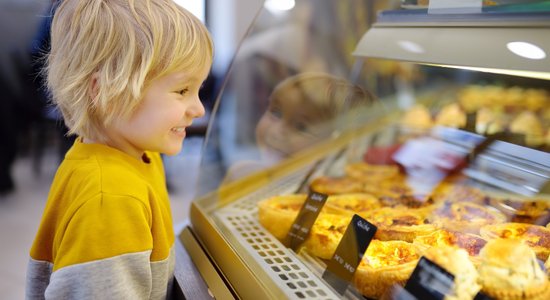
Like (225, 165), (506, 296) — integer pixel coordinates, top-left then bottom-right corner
(224, 72), (374, 183)
(26, 0), (212, 299)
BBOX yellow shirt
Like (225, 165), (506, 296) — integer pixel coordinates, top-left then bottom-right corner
(27, 139), (175, 299)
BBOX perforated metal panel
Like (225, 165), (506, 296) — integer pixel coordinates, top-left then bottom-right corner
(214, 165), (342, 299)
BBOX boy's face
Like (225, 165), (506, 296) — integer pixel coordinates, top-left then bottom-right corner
(108, 63), (210, 159)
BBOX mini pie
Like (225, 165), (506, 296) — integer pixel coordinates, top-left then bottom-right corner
(478, 238), (549, 300)
(430, 182), (487, 204)
(301, 213), (352, 260)
(429, 201), (506, 234)
(309, 176), (364, 195)
(362, 207), (436, 242)
(353, 240), (420, 299)
(323, 193), (381, 216)
(413, 229), (487, 257)
(344, 162), (401, 183)
(423, 245), (481, 300)
(480, 222), (550, 261)
(257, 194), (307, 240)
(489, 196), (550, 225)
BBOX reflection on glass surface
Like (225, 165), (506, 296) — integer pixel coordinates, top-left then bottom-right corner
(192, 1), (550, 299)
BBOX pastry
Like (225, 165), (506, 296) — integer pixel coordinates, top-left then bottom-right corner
(489, 196), (550, 225)
(510, 111), (544, 146)
(353, 240), (420, 299)
(309, 176), (364, 195)
(476, 107), (505, 135)
(430, 182), (487, 204)
(301, 213), (351, 259)
(423, 245), (481, 300)
(434, 103), (466, 128)
(257, 194), (307, 240)
(401, 104), (432, 129)
(363, 207), (436, 242)
(429, 201), (506, 234)
(478, 238), (549, 299)
(413, 229), (487, 257)
(480, 222), (550, 261)
(323, 193), (381, 216)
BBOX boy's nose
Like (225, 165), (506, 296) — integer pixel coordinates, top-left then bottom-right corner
(188, 97), (206, 119)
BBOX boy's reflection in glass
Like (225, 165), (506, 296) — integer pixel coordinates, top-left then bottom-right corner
(225, 72), (374, 182)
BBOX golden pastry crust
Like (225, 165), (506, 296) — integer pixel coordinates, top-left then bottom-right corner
(309, 176), (364, 195)
(363, 207), (436, 242)
(324, 193), (381, 216)
(480, 222), (550, 261)
(435, 103), (466, 128)
(430, 182), (487, 204)
(353, 240), (420, 299)
(401, 104), (433, 130)
(489, 196), (550, 225)
(430, 201), (506, 234)
(423, 246), (481, 300)
(301, 213), (351, 260)
(257, 194), (307, 240)
(478, 239), (549, 300)
(413, 229), (487, 257)
(345, 162), (401, 183)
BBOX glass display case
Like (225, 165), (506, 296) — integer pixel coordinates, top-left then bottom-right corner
(181, 1), (550, 299)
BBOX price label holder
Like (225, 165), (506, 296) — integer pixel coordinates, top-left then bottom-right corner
(284, 192), (328, 251)
(473, 291), (493, 300)
(322, 214), (377, 295)
(404, 257), (455, 300)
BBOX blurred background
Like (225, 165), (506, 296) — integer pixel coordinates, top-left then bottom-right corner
(0, 0), (266, 298)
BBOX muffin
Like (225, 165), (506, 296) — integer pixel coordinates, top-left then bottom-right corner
(478, 239), (549, 299)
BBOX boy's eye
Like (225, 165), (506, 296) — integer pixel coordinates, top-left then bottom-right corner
(178, 88), (189, 95)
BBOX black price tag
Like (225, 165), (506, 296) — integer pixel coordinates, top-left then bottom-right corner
(404, 257), (455, 300)
(322, 214), (377, 295)
(473, 291), (493, 300)
(284, 192), (328, 251)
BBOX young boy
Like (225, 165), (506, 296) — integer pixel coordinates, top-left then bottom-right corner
(26, 1), (213, 299)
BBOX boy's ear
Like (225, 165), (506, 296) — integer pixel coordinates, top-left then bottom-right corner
(88, 72), (100, 105)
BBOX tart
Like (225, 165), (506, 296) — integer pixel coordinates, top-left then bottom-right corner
(353, 240), (420, 299)
(309, 176), (364, 195)
(423, 245), (481, 300)
(478, 239), (549, 300)
(363, 207), (436, 242)
(401, 104), (433, 130)
(301, 213), (351, 260)
(413, 229), (487, 257)
(480, 222), (550, 261)
(434, 103), (466, 128)
(257, 194), (307, 240)
(430, 182), (487, 204)
(489, 196), (550, 225)
(323, 193), (381, 216)
(429, 201), (506, 234)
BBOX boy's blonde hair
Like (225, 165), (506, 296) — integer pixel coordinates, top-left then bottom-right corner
(47, 0), (213, 141)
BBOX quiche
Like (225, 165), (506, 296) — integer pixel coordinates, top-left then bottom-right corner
(301, 213), (352, 260)
(257, 194), (307, 240)
(429, 201), (506, 234)
(309, 176), (364, 195)
(353, 240), (420, 299)
(413, 229), (487, 257)
(362, 207), (436, 242)
(323, 193), (381, 216)
(430, 182), (487, 204)
(480, 222), (550, 261)
(489, 197), (550, 225)
(478, 239), (549, 300)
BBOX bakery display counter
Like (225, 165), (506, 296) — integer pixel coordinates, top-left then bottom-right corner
(181, 1), (550, 299)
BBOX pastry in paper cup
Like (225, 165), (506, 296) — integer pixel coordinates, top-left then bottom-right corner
(353, 240), (420, 299)
(480, 222), (550, 261)
(478, 238), (549, 300)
